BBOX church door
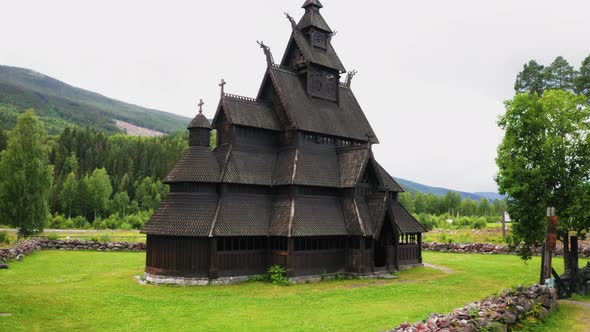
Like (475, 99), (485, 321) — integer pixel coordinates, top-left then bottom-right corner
(374, 216), (394, 268)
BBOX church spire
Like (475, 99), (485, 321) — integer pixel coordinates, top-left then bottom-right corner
(302, 0), (323, 10)
(297, 0), (331, 33)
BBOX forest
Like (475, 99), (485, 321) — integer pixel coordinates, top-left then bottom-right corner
(0, 122), (187, 231)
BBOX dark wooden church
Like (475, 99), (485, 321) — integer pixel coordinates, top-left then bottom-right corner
(142, 0), (426, 283)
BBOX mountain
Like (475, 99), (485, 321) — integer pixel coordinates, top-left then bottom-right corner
(394, 177), (504, 201)
(0, 65), (190, 134)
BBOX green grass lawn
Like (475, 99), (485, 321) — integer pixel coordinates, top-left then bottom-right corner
(0, 251), (588, 331)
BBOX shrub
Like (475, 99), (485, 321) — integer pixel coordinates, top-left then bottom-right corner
(46, 233), (60, 241)
(0, 231), (9, 244)
(99, 234), (111, 242)
(472, 217), (487, 230)
(90, 236), (100, 242)
(73, 216), (91, 229)
(267, 265), (290, 286)
(119, 222), (133, 230)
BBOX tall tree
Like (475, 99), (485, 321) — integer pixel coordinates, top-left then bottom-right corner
(574, 54), (590, 97)
(0, 129), (8, 152)
(0, 110), (53, 238)
(496, 90), (590, 271)
(515, 60), (546, 95)
(60, 172), (78, 219)
(83, 168), (113, 220)
(544, 56), (576, 91)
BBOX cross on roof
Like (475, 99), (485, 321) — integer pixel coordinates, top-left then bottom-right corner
(198, 99), (204, 113)
(219, 79), (226, 96)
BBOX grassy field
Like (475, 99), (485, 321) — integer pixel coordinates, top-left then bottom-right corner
(0, 229), (146, 248)
(1, 251), (588, 331)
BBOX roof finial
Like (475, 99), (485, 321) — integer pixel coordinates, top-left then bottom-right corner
(256, 41), (275, 66)
(285, 12), (297, 30)
(198, 99), (204, 113)
(302, 0), (323, 10)
(345, 70), (358, 88)
(219, 79), (226, 96)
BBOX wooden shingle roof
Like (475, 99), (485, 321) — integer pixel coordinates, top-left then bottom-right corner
(374, 161), (404, 192)
(269, 67), (377, 142)
(213, 194), (272, 236)
(291, 30), (345, 72)
(291, 196), (348, 236)
(390, 200), (427, 234)
(216, 95), (282, 131)
(164, 146), (220, 184)
(188, 112), (211, 129)
(141, 193), (218, 236)
(337, 145), (370, 187)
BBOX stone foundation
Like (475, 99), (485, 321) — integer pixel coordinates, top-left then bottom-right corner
(143, 273), (254, 286)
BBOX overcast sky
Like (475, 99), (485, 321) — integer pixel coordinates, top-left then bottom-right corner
(1, 0), (589, 193)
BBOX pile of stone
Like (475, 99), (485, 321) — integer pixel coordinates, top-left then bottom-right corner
(389, 284), (558, 332)
(0, 239), (146, 263)
(0, 240), (41, 263)
(422, 242), (590, 258)
(36, 239), (146, 252)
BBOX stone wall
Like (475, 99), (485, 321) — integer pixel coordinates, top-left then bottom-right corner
(422, 242), (590, 258)
(0, 239), (146, 263)
(389, 284), (558, 332)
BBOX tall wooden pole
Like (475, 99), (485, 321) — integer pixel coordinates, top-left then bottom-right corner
(543, 207), (558, 283)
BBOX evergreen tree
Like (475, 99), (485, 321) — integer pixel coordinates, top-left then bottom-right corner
(0, 110), (53, 238)
(515, 60), (546, 95)
(574, 55), (590, 97)
(544, 56), (576, 91)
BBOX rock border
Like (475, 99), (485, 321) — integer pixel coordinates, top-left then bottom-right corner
(389, 284), (558, 332)
(422, 242), (590, 258)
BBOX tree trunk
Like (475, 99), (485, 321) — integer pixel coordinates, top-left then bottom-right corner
(563, 236), (572, 278)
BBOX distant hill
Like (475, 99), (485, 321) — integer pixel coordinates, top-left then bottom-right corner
(0, 65), (190, 134)
(394, 177), (504, 201)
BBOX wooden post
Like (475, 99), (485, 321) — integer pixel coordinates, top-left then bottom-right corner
(418, 233), (423, 264)
(543, 207), (557, 283)
(359, 237), (366, 274)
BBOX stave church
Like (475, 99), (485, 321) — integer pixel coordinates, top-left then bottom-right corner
(142, 0), (426, 284)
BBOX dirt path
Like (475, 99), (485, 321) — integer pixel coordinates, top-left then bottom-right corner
(561, 300), (590, 309)
(423, 262), (454, 274)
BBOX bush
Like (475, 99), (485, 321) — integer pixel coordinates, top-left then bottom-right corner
(46, 233), (60, 241)
(472, 217), (487, 230)
(0, 231), (9, 244)
(119, 222), (133, 230)
(99, 234), (111, 242)
(48, 214), (75, 229)
(73, 216), (91, 229)
(267, 265), (290, 286)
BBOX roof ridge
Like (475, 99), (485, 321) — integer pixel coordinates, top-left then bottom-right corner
(223, 93), (258, 103)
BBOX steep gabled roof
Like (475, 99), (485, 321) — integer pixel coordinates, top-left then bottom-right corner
(337, 145), (370, 187)
(389, 200), (427, 234)
(367, 193), (391, 238)
(213, 95), (282, 131)
(267, 66), (377, 142)
(141, 193), (218, 237)
(164, 146), (220, 184)
(288, 30), (345, 72)
(373, 159), (404, 192)
(297, 4), (332, 33)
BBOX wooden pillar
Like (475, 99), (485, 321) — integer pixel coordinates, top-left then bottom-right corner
(209, 238), (219, 279)
(418, 233), (423, 264)
(286, 237), (294, 277)
(393, 230), (399, 270)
